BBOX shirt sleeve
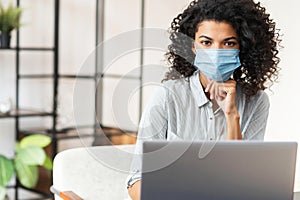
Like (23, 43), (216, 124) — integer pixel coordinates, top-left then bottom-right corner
(242, 91), (270, 140)
(126, 84), (168, 187)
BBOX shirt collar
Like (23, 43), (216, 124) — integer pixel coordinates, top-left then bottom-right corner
(190, 71), (209, 107)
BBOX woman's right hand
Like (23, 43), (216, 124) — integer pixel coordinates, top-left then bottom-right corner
(205, 78), (238, 115)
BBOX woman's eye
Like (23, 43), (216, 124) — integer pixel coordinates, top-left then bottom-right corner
(200, 41), (211, 46)
(224, 41), (237, 46)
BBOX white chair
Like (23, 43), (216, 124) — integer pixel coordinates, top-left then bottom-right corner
(53, 144), (300, 199)
(53, 145), (135, 200)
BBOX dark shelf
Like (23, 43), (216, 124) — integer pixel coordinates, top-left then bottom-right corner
(19, 125), (137, 140)
(0, 109), (52, 119)
(59, 73), (141, 80)
(20, 125), (93, 138)
(0, 47), (55, 51)
(19, 74), (54, 79)
(59, 74), (95, 79)
(20, 74), (94, 79)
(17, 73), (142, 80)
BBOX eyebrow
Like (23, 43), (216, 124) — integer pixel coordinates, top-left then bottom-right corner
(223, 36), (238, 41)
(198, 35), (238, 41)
(199, 35), (213, 40)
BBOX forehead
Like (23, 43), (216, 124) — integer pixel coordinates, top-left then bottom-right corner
(196, 20), (238, 38)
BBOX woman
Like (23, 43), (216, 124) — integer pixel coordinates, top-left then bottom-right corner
(127, 0), (280, 199)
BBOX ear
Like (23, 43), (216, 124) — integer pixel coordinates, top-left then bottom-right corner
(192, 41), (196, 54)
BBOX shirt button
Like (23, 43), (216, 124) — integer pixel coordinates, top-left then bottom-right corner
(210, 138), (213, 140)
(208, 102), (213, 108)
(209, 117), (213, 120)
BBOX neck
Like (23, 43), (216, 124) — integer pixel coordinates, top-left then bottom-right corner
(199, 72), (211, 100)
(199, 73), (208, 89)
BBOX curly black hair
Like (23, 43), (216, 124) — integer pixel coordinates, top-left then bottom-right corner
(164, 0), (281, 97)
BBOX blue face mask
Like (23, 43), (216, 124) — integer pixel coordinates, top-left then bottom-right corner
(194, 49), (241, 82)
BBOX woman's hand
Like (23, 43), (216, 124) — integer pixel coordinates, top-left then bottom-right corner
(204, 78), (242, 140)
(205, 79), (238, 115)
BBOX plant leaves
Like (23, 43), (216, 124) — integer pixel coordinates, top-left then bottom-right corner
(0, 185), (6, 200)
(42, 156), (53, 170)
(15, 142), (20, 153)
(20, 134), (51, 149)
(0, 155), (14, 187)
(16, 146), (46, 166)
(0, 2), (22, 32)
(14, 158), (38, 188)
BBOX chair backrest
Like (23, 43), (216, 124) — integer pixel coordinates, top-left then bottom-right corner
(53, 145), (135, 200)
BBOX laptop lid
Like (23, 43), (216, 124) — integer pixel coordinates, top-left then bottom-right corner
(141, 141), (297, 200)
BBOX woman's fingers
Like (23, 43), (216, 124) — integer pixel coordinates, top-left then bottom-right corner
(203, 79), (237, 114)
(205, 79), (213, 93)
(205, 79), (236, 101)
(206, 80), (220, 100)
(218, 84), (227, 99)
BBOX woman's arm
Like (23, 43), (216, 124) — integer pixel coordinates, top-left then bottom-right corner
(241, 91), (270, 140)
(205, 79), (242, 140)
(222, 81), (242, 140)
(127, 84), (168, 200)
(225, 108), (242, 140)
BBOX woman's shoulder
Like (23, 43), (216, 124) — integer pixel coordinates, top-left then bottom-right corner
(252, 90), (270, 107)
(144, 78), (191, 110)
(148, 77), (191, 105)
(237, 85), (270, 106)
(248, 89), (269, 104)
(161, 77), (191, 92)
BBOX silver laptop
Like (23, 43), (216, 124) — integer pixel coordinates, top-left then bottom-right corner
(141, 141), (297, 200)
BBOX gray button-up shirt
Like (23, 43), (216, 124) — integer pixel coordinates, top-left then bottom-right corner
(127, 71), (270, 187)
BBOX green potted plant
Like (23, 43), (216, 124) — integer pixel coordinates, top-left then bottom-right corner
(0, 2), (22, 48)
(0, 134), (53, 200)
